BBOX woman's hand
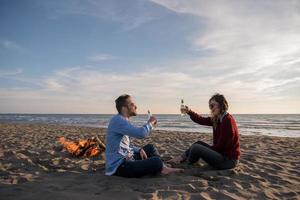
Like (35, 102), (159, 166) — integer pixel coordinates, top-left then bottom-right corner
(181, 105), (191, 114)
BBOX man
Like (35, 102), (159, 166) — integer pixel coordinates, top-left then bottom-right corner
(105, 94), (183, 177)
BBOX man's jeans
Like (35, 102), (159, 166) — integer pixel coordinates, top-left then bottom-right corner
(115, 144), (163, 178)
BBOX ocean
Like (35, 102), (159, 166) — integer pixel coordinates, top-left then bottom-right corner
(0, 114), (299, 137)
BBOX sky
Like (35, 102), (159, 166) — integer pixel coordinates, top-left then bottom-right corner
(0, 0), (300, 114)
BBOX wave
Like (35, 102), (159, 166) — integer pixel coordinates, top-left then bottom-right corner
(0, 114), (299, 137)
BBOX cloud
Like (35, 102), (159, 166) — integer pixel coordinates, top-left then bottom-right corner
(43, 67), (194, 98)
(0, 39), (22, 51)
(150, 0), (300, 63)
(1, 1), (299, 113)
(149, 0), (300, 98)
(0, 66), (203, 113)
(0, 68), (23, 77)
(42, 0), (171, 30)
(44, 78), (65, 91)
(0, 63), (299, 113)
(87, 54), (114, 62)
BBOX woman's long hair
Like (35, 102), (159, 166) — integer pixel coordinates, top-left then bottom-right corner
(209, 93), (229, 130)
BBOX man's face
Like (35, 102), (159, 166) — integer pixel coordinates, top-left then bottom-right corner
(125, 97), (137, 116)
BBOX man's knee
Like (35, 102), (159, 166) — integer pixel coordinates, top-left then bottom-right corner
(149, 157), (163, 172)
(144, 143), (155, 150)
(143, 143), (156, 153)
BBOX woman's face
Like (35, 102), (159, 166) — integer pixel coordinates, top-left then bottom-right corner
(209, 99), (221, 117)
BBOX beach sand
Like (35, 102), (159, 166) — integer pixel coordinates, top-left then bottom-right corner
(0, 123), (299, 200)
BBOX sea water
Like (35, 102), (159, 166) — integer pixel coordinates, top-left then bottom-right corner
(0, 114), (299, 137)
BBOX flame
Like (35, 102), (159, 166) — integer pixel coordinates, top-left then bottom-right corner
(84, 147), (100, 157)
(58, 136), (105, 157)
(59, 137), (80, 156)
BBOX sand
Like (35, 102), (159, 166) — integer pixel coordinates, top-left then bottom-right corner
(0, 123), (299, 200)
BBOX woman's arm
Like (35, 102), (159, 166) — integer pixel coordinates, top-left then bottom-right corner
(187, 110), (213, 126)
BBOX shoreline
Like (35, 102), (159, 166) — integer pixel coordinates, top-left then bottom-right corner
(0, 123), (299, 199)
(0, 121), (298, 138)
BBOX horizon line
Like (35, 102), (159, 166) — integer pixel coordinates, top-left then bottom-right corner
(0, 113), (299, 115)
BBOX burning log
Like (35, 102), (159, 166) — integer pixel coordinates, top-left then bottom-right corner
(95, 135), (106, 149)
(58, 136), (105, 158)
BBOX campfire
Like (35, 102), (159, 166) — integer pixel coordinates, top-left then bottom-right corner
(58, 136), (106, 157)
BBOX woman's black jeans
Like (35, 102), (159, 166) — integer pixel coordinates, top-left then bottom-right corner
(184, 141), (237, 170)
(115, 144), (163, 178)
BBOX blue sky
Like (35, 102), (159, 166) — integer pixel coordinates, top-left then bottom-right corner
(0, 0), (300, 114)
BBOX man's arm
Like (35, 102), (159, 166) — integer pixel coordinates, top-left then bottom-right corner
(117, 118), (153, 139)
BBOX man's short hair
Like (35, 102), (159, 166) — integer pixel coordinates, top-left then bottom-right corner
(115, 94), (131, 113)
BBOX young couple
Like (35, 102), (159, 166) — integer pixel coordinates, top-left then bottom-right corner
(105, 93), (240, 178)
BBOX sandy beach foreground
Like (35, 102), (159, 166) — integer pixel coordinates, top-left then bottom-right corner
(0, 123), (299, 200)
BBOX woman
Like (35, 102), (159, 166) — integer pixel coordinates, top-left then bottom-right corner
(168, 93), (240, 170)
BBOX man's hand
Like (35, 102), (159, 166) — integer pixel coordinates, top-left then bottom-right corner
(148, 116), (157, 126)
(140, 149), (148, 160)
